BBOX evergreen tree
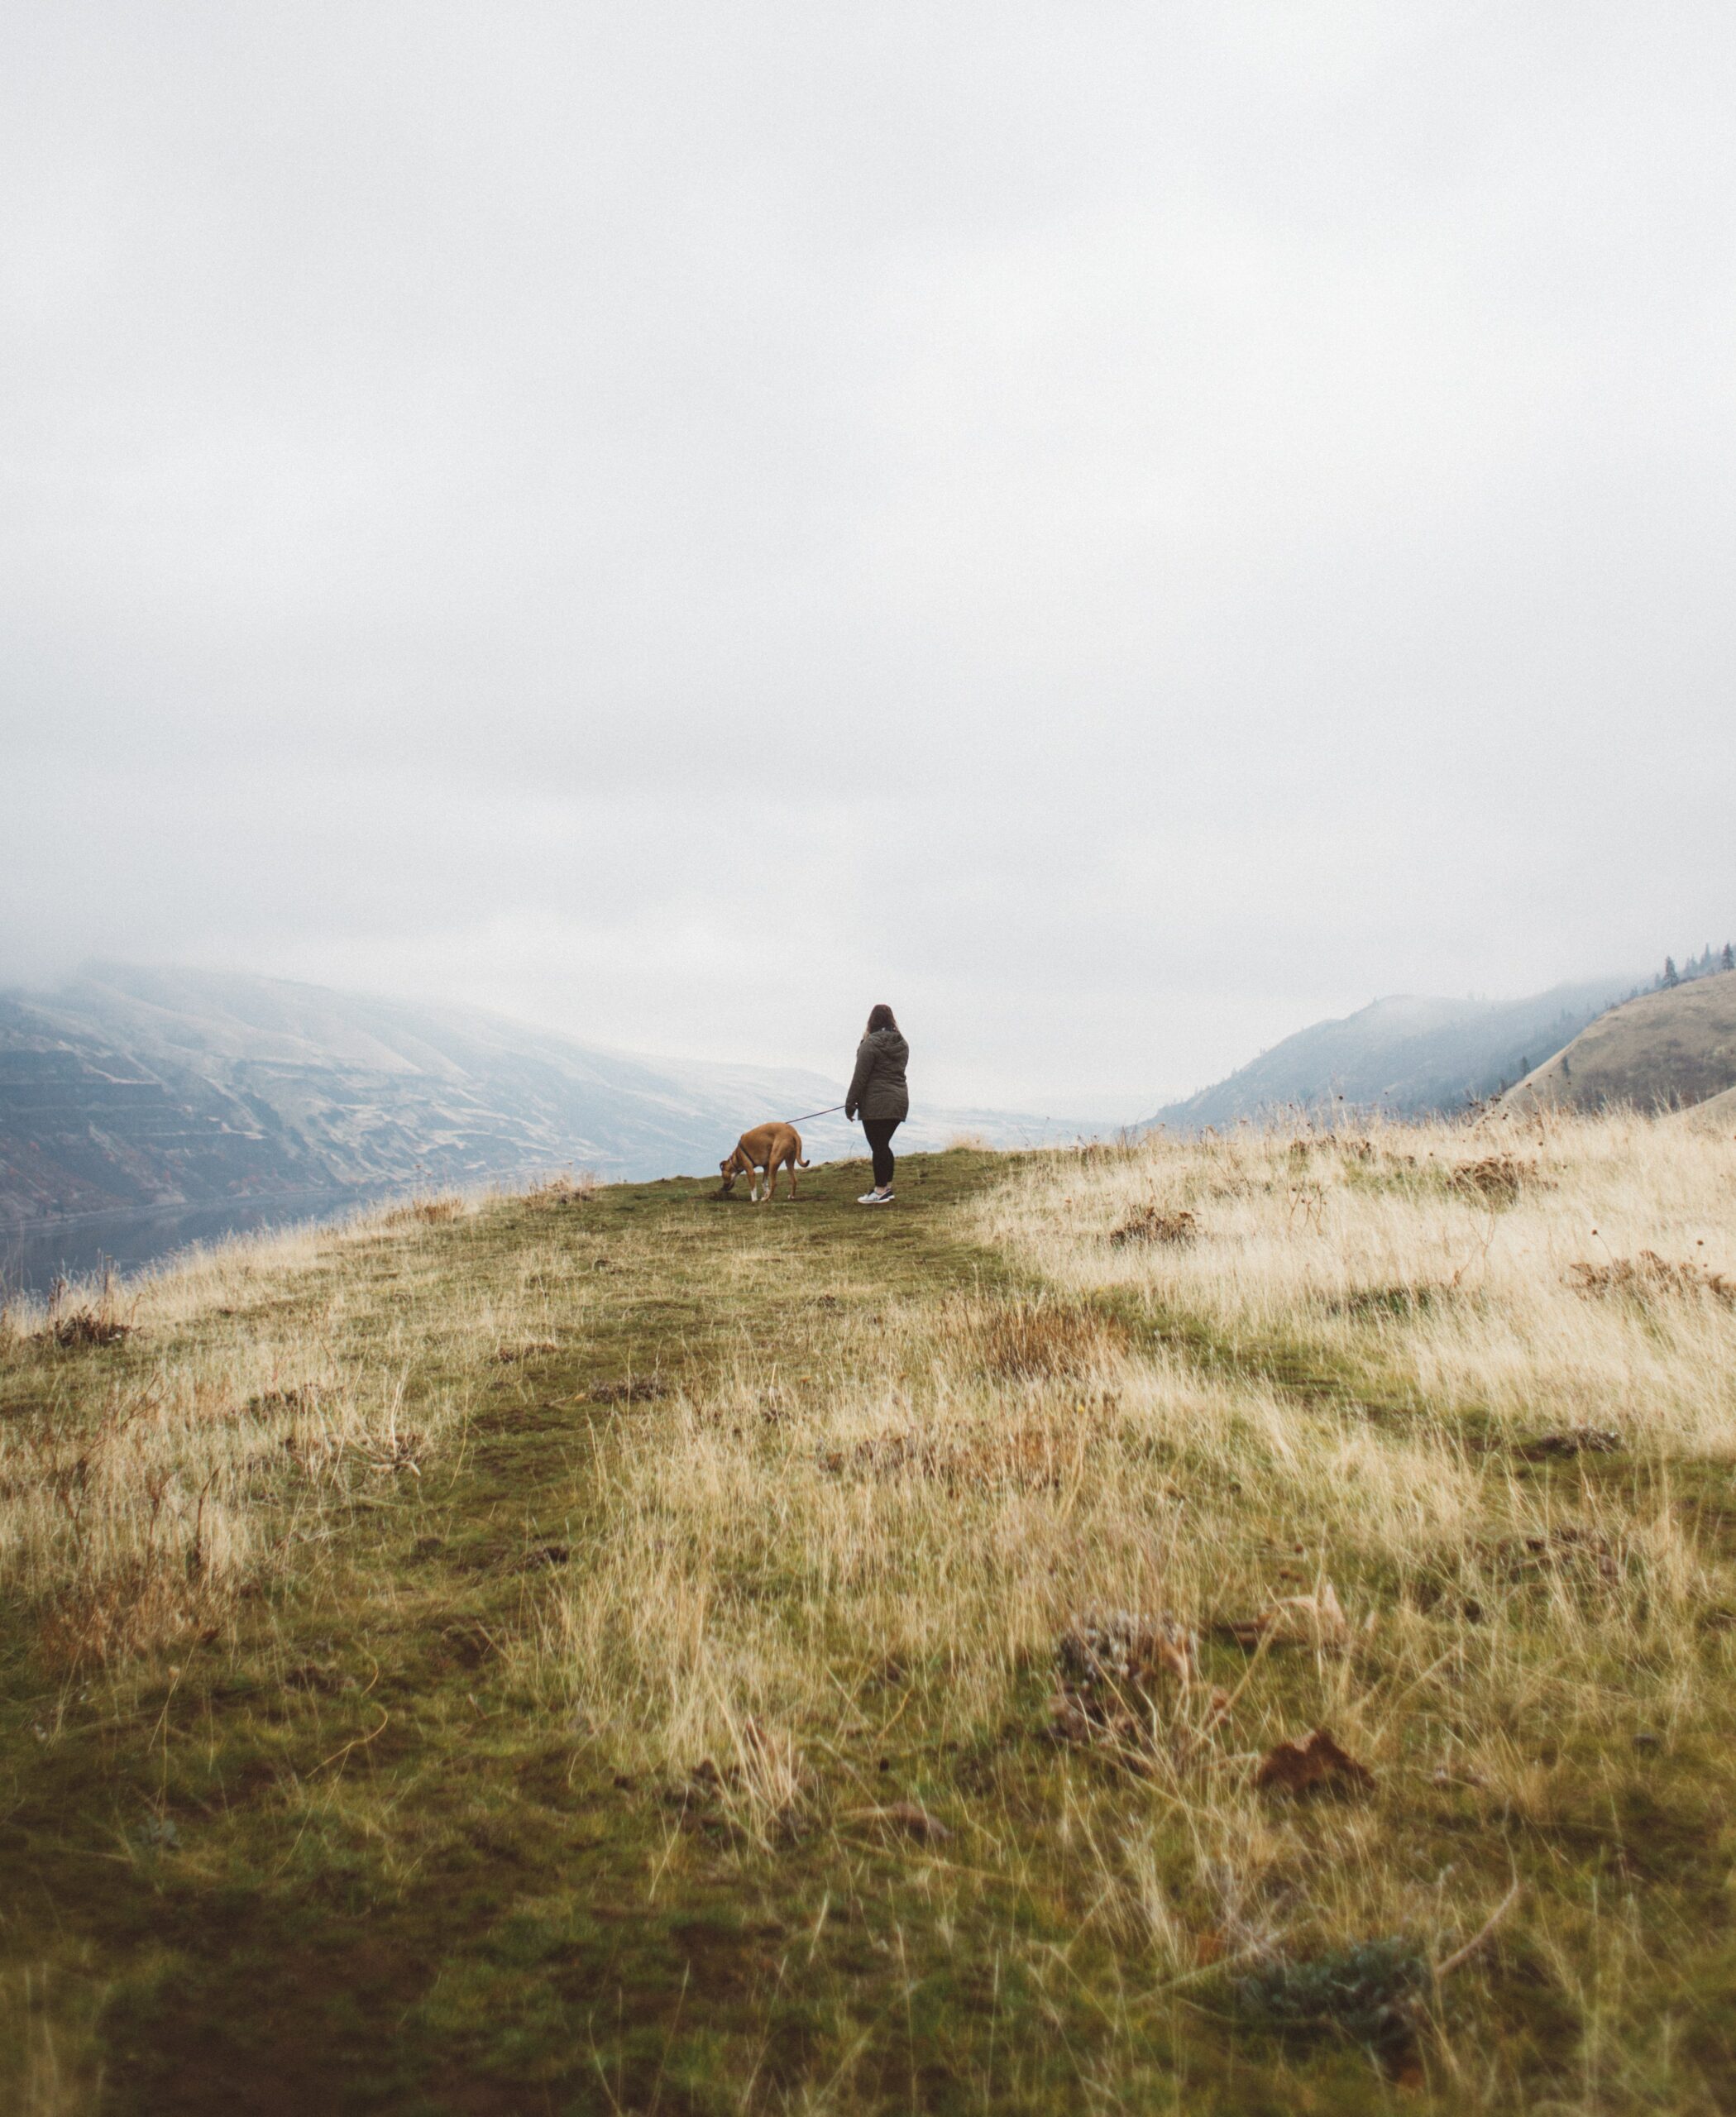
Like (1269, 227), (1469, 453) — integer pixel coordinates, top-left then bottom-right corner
(1663, 955), (1680, 987)
(1724, 942), (1734, 972)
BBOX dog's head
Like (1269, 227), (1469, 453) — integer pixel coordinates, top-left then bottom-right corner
(718, 1153), (741, 1194)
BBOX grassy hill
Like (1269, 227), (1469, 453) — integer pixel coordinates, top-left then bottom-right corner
(1682, 1082), (1736, 1132)
(1502, 970), (1736, 1114)
(1146, 977), (1631, 1130)
(4, 1121), (1736, 2112)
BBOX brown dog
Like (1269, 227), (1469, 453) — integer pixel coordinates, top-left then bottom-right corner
(719, 1123), (808, 1202)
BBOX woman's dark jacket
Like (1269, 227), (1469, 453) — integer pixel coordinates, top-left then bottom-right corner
(845, 1028), (910, 1123)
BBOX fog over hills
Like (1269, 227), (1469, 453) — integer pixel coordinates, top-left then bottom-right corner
(1145, 976), (1638, 1132)
(0, 965), (1071, 1226)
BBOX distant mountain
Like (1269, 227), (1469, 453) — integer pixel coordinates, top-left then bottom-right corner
(1501, 969), (1736, 1116)
(1144, 976), (1635, 1132)
(0, 965), (1070, 1225)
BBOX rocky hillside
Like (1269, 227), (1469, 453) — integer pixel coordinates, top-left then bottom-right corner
(1145, 976), (1632, 1132)
(0, 965), (1063, 1224)
(1503, 971), (1736, 1115)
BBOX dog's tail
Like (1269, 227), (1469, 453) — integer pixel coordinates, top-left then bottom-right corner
(797, 1157), (811, 1168)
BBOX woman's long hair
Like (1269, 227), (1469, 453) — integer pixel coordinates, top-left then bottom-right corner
(866, 1003), (898, 1034)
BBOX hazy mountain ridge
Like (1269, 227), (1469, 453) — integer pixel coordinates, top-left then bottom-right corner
(1145, 976), (1637, 1132)
(0, 966), (1069, 1225)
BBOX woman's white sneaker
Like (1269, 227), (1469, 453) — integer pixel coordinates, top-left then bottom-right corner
(857, 1188), (894, 1206)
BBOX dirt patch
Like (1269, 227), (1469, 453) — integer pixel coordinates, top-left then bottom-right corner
(1254, 1727), (1374, 1797)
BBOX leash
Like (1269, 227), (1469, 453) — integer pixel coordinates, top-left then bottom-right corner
(785, 1102), (847, 1125)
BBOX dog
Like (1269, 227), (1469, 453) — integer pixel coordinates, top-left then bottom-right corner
(719, 1122), (809, 1202)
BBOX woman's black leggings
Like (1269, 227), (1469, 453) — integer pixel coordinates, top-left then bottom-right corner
(863, 1117), (901, 1189)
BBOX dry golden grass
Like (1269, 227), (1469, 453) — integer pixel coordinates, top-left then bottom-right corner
(524, 1168), (600, 1208)
(983, 1108), (1736, 1455)
(7, 1121), (1736, 2108)
(0, 1966), (103, 2117)
(517, 1111), (1736, 2102)
(0, 1189), (571, 1672)
(378, 1192), (469, 1227)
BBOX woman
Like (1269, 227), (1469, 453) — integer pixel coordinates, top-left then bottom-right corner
(844, 1003), (910, 1206)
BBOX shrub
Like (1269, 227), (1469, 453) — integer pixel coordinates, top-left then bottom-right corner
(1449, 1154), (1533, 1206)
(1110, 1205), (1198, 1249)
(1238, 1938), (1429, 2067)
(1570, 1251), (1735, 1303)
(945, 1296), (1123, 1379)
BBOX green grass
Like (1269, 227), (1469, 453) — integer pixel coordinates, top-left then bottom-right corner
(2, 1154), (1115, 2114)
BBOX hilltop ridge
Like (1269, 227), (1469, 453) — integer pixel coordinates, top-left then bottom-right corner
(0, 964), (1071, 1224)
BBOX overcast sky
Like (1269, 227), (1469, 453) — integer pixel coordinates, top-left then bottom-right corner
(3, 3), (1734, 1115)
